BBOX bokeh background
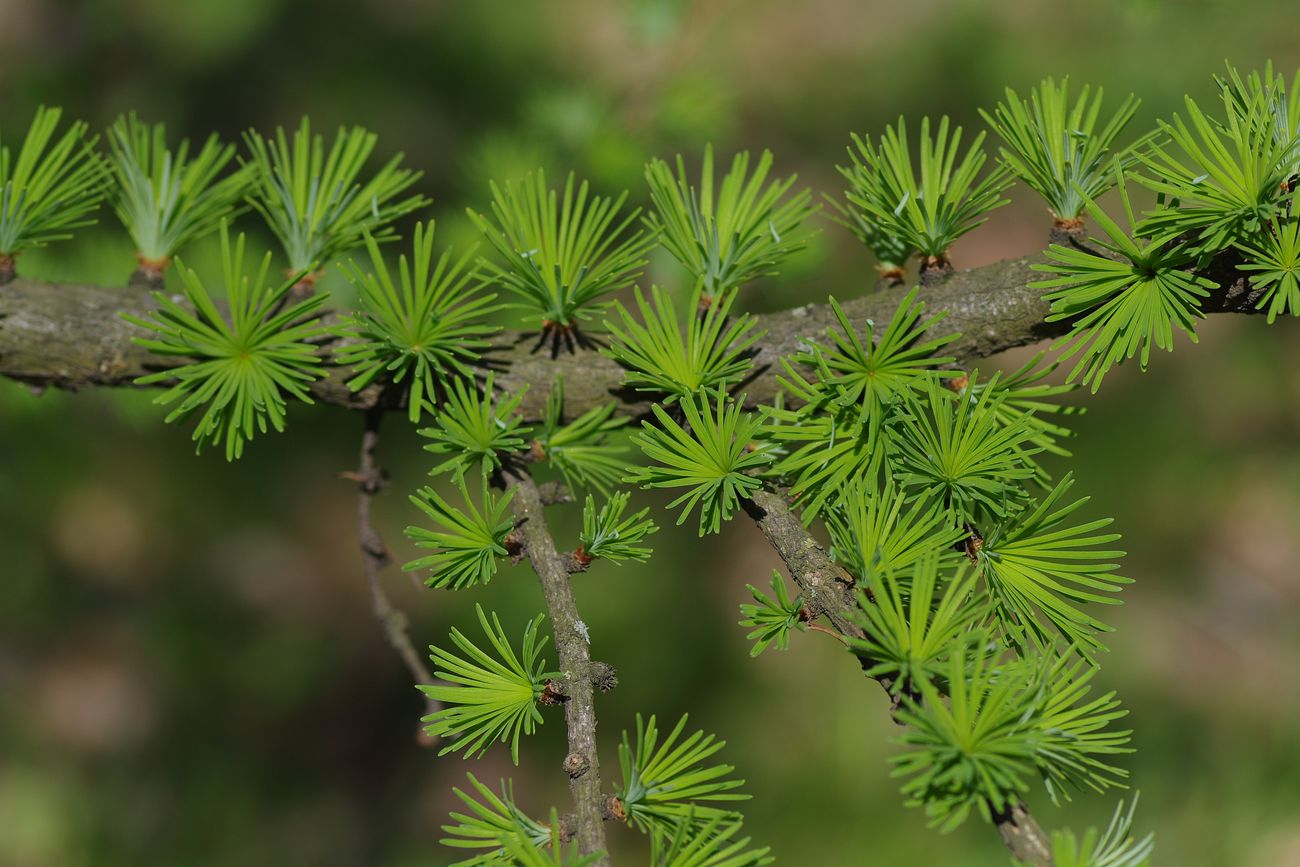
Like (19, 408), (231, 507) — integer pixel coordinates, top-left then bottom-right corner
(3, 1), (1300, 865)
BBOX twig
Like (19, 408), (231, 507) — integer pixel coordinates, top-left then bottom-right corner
(741, 484), (1057, 865)
(497, 463), (610, 865)
(996, 801), (1055, 867)
(350, 407), (440, 737)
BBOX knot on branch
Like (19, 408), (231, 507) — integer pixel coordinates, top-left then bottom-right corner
(589, 661), (618, 693)
(361, 528), (390, 565)
(341, 465), (390, 496)
(503, 531), (526, 564)
(919, 256), (955, 285)
(960, 524), (984, 564)
(129, 253), (171, 289)
(564, 548), (592, 574)
(537, 479), (574, 506)
(604, 795), (627, 823)
(540, 678), (568, 706)
(562, 751), (590, 779)
(1049, 218), (1088, 249)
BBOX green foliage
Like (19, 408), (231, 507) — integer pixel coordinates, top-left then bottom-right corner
(1217, 61), (1300, 179)
(1032, 172), (1215, 392)
(763, 290), (960, 523)
(1032, 654), (1133, 803)
(469, 169), (652, 328)
(500, 819), (604, 867)
(737, 571), (803, 657)
(650, 811), (773, 867)
(892, 636), (1131, 832)
(825, 476), (965, 583)
(404, 478), (515, 589)
(981, 78), (1149, 221)
(826, 177), (915, 273)
(419, 373), (531, 481)
(1031, 797), (1153, 867)
(645, 145), (815, 296)
(107, 113), (251, 262)
(579, 491), (658, 564)
(848, 555), (985, 694)
(977, 474), (1128, 657)
(892, 636), (1037, 832)
(123, 225), (326, 460)
(420, 605), (557, 764)
(337, 221), (502, 422)
(763, 389), (883, 523)
(842, 116), (1011, 262)
(963, 354), (1080, 481)
(627, 389), (774, 535)
(605, 285), (762, 401)
(1133, 84), (1297, 254)
(1235, 198), (1300, 323)
(616, 714), (749, 836)
(243, 117), (428, 272)
(0, 105), (106, 256)
(441, 774), (552, 864)
(891, 375), (1038, 524)
(534, 376), (629, 494)
(792, 287), (957, 426)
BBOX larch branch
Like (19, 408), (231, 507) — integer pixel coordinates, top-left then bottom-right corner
(0, 250), (1264, 419)
(741, 485), (1058, 865)
(497, 463), (610, 864)
(347, 407), (440, 738)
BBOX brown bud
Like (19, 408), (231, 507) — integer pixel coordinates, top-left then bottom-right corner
(606, 795), (627, 823)
(539, 679), (567, 706)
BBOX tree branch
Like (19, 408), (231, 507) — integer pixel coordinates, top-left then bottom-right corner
(996, 801), (1055, 867)
(497, 463), (610, 864)
(346, 407), (441, 740)
(5, 246), (1251, 863)
(741, 488), (864, 641)
(0, 251), (1265, 419)
(741, 485), (1057, 865)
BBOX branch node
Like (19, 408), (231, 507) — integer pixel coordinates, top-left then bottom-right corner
(604, 795), (627, 823)
(564, 548), (592, 573)
(589, 661), (618, 693)
(540, 678), (568, 706)
(563, 751), (590, 778)
(537, 479), (574, 505)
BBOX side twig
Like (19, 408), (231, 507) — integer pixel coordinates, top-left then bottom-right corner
(741, 484), (1056, 865)
(347, 407), (440, 734)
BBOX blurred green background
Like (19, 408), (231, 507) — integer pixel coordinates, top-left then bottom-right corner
(2, 1), (1300, 864)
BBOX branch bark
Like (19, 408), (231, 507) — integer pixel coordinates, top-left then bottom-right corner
(997, 801), (1055, 867)
(497, 463), (610, 864)
(5, 247), (1251, 864)
(347, 407), (440, 739)
(0, 251), (1265, 419)
(741, 486), (1057, 865)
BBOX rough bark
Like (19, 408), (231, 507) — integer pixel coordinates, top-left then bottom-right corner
(741, 488), (864, 641)
(498, 464), (609, 864)
(996, 802), (1055, 867)
(0, 251), (1264, 418)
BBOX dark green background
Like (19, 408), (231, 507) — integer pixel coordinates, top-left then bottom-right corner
(2, 1), (1299, 864)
